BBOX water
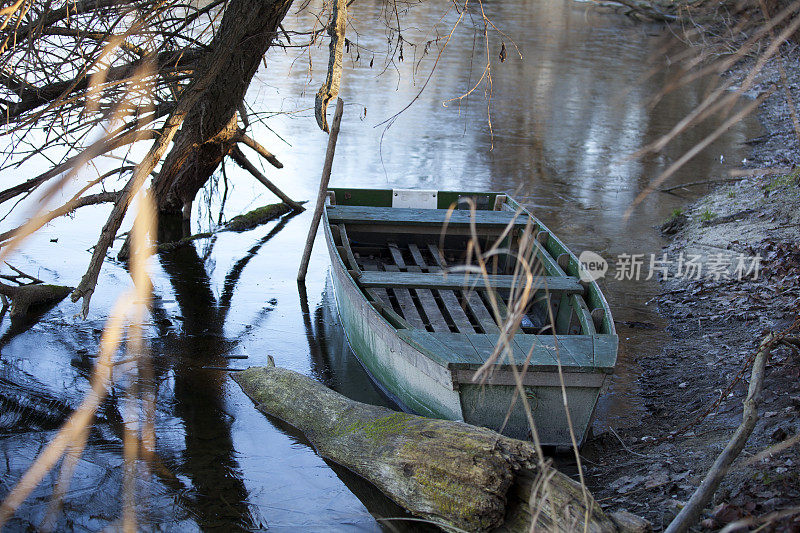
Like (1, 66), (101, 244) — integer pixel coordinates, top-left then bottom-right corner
(0, 0), (758, 529)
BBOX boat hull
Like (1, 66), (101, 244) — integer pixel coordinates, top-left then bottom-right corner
(323, 208), (612, 446)
(325, 223), (463, 419)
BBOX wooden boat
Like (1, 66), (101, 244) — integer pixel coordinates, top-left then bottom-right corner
(322, 188), (617, 446)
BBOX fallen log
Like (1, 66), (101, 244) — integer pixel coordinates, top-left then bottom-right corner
(0, 282), (72, 319)
(234, 365), (648, 532)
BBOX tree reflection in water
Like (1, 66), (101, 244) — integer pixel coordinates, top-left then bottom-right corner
(153, 214), (297, 530)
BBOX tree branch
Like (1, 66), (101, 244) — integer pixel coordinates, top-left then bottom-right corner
(71, 23), (248, 315)
(0, 125), (158, 205)
(0, 49), (199, 122)
(4, 0), (137, 48)
(0, 190), (122, 244)
(665, 333), (779, 533)
(229, 145), (303, 211)
(236, 130), (282, 168)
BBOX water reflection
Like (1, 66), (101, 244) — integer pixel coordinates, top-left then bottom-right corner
(298, 280), (439, 532)
(303, 279), (397, 408)
(152, 213), (303, 530)
(157, 241), (258, 531)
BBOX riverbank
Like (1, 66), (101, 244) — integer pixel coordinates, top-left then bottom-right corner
(585, 49), (800, 529)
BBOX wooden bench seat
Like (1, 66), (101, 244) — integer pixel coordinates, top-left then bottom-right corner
(327, 204), (531, 228)
(356, 270), (583, 293)
(397, 330), (613, 370)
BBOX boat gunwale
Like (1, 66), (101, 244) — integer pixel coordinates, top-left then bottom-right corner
(323, 188), (618, 374)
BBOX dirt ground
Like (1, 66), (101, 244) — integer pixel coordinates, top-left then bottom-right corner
(584, 50), (800, 530)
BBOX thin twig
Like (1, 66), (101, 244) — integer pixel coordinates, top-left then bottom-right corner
(659, 176), (749, 192)
(228, 146), (303, 211)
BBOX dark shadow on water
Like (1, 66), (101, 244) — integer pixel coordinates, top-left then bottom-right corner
(300, 278), (399, 410)
(0, 299), (63, 349)
(150, 212), (300, 531)
(156, 232), (258, 531)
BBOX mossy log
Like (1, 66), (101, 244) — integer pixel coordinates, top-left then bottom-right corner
(0, 283), (72, 319)
(234, 366), (647, 532)
(224, 201), (296, 232)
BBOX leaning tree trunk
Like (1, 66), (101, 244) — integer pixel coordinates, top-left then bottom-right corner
(150, 0), (294, 216)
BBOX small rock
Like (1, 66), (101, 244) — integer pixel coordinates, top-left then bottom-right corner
(645, 471), (669, 488)
(761, 497), (782, 511)
(772, 426), (788, 442)
(609, 510), (652, 533)
(622, 320), (658, 330)
(701, 518), (716, 529)
(712, 503), (743, 525)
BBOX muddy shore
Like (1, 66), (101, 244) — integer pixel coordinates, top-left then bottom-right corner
(585, 49), (800, 529)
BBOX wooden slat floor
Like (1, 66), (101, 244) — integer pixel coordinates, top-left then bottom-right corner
(355, 241), (527, 336)
(347, 237), (600, 366)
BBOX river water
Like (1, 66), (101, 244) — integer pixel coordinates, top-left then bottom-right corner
(0, 0), (758, 530)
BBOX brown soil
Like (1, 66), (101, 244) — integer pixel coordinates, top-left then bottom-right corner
(584, 50), (800, 530)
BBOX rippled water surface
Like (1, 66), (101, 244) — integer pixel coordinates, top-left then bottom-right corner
(0, 0), (758, 529)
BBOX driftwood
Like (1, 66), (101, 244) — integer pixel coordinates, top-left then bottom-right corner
(297, 98), (344, 282)
(234, 365), (649, 532)
(0, 282), (71, 319)
(665, 333), (778, 533)
(116, 201), (299, 259)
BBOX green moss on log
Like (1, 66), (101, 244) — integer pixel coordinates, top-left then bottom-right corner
(147, 201), (302, 255)
(336, 412), (415, 441)
(224, 202), (294, 232)
(1, 283), (72, 319)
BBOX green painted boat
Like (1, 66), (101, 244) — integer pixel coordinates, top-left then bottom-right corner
(322, 188), (617, 446)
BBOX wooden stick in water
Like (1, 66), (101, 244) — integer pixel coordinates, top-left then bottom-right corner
(297, 98), (344, 282)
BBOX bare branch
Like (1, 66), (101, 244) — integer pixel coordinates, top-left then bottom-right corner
(229, 145), (302, 211)
(0, 123), (159, 205)
(0, 190), (123, 244)
(1, 49), (199, 123)
(666, 332), (780, 533)
(236, 130), (283, 168)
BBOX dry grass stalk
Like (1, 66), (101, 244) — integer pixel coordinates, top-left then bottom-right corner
(0, 24), (160, 527)
(441, 199), (598, 531)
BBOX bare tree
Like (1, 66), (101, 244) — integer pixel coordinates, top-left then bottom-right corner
(0, 0), (312, 314)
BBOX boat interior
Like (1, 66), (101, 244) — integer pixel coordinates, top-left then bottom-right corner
(325, 188), (616, 370)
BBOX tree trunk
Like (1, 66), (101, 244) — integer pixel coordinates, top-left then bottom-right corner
(234, 365), (649, 533)
(151, 0), (294, 215)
